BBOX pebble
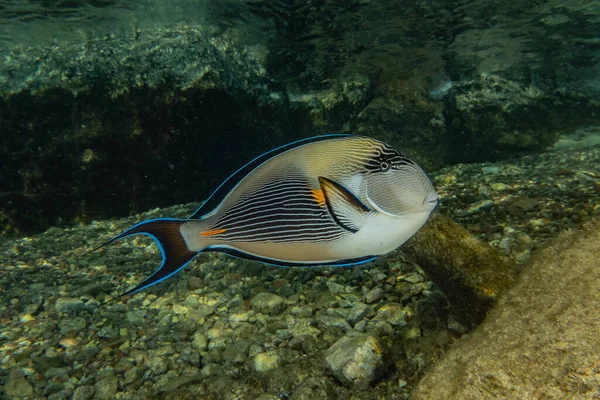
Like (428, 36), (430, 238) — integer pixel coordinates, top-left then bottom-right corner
(3, 375), (34, 398)
(325, 334), (384, 388)
(58, 338), (80, 348)
(148, 356), (168, 375)
(253, 351), (281, 372)
(251, 292), (287, 316)
(93, 371), (118, 400)
(364, 287), (383, 304)
(491, 183), (508, 191)
(481, 166), (500, 175)
(346, 303), (375, 325)
(316, 311), (352, 331)
(377, 303), (408, 326)
(72, 385), (95, 400)
(58, 317), (86, 335)
(54, 298), (85, 313)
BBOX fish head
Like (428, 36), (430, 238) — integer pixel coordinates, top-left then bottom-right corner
(364, 156), (438, 217)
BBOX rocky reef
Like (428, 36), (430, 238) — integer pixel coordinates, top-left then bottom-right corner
(1, 0), (600, 235)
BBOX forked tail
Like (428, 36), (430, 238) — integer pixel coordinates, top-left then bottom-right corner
(86, 218), (198, 304)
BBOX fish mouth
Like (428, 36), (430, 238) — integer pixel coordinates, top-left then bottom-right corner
(423, 192), (439, 206)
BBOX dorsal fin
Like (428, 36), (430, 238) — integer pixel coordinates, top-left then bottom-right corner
(190, 133), (353, 219)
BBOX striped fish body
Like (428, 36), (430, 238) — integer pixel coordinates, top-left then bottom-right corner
(182, 136), (435, 264)
(89, 134), (438, 300)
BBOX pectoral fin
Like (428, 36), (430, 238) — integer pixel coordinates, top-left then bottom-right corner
(319, 176), (370, 233)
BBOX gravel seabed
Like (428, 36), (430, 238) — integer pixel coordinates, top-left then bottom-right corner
(1, 138), (599, 400)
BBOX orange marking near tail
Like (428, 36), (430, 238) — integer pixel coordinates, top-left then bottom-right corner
(311, 189), (326, 206)
(200, 228), (227, 237)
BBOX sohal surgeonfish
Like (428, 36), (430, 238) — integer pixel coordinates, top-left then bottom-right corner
(89, 134), (438, 301)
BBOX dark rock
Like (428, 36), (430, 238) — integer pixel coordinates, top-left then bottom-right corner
(404, 214), (518, 327)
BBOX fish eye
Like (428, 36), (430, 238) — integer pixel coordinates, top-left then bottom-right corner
(380, 161), (390, 171)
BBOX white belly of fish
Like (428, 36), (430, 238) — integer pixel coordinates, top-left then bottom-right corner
(329, 211), (432, 258)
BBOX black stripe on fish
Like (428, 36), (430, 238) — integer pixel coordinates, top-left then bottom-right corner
(205, 245), (377, 268)
(189, 133), (353, 219)
(210, 178), (346, 243)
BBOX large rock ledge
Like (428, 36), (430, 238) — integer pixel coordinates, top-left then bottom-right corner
(0, 26), (288, 236)
(411, 220), (600, 399)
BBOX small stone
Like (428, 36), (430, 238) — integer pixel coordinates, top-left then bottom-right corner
(58, 316), (86, 335)
(253, 352), (281, 372)
(72, 385), (95, 400)
(126, 310), (146, 325)
(481, 166), (500, 175)
(201, 364), (225, 377)
(316, 312), (352, 331)
(403, 326), (421, 339)
(326, 334), (383, 388)
(402, 274), (423, 284)
(4, 375), (34, 398)
(251, 292), (286, 316)
(377, 303), (408, 326)
(290, 321), (321, 338)
(93, 371), (118, 400)
(172, 304), (189, 315)
(58, 337), (80, 348)
(326, 281), (346, 294)
(229, 311), (251, 323)
(491, 183), (508, 191)
(447, 315), (468, 335)
(346, 303), (375, 325)
(222, 340), (250, 365)
(19, 314), (35, 322)
(188, 276), (203, 290)
(55, 297), (85, 313)
(192, 332), (208, 351)
(364, 287), (383, 304)
(124, 367), (142, 385)
(276, 329), (292, 340)
(148, 357), (167, 375)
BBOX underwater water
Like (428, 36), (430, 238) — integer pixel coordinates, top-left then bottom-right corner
(1, 1), (600, 399)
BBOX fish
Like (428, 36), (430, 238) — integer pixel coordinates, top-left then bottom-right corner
(88, 134), (438, 301)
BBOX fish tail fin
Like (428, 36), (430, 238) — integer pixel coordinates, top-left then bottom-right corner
(87, 218), (199, 304)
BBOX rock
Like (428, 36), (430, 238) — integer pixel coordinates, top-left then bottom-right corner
(376, 303), (408, 326)
(123, 368), (142, 385)
(481, 166), (500, 175)
(3, 375), (34, 398)
(326, 281), (347, 294)
(250, 292), (286, 316)
(92, 371), (118, 400)
(346, 303), (375, 325)
(72, 385), (95, 400)
(222, 340), (250, 365)
(192, 332), (208, 352)
(126, 310), (146, 325)
(315, 311), (352, 331)
(325, 334), (384, 388)
(58, 317), (86, 335)
(412, 221), (600, 399)
(148, 356), (168, 376)
(364, 288), (383, 304)
(253, 351), (281, 372)
(404, 214), (518, 327)
(55, 298), (85, 313)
